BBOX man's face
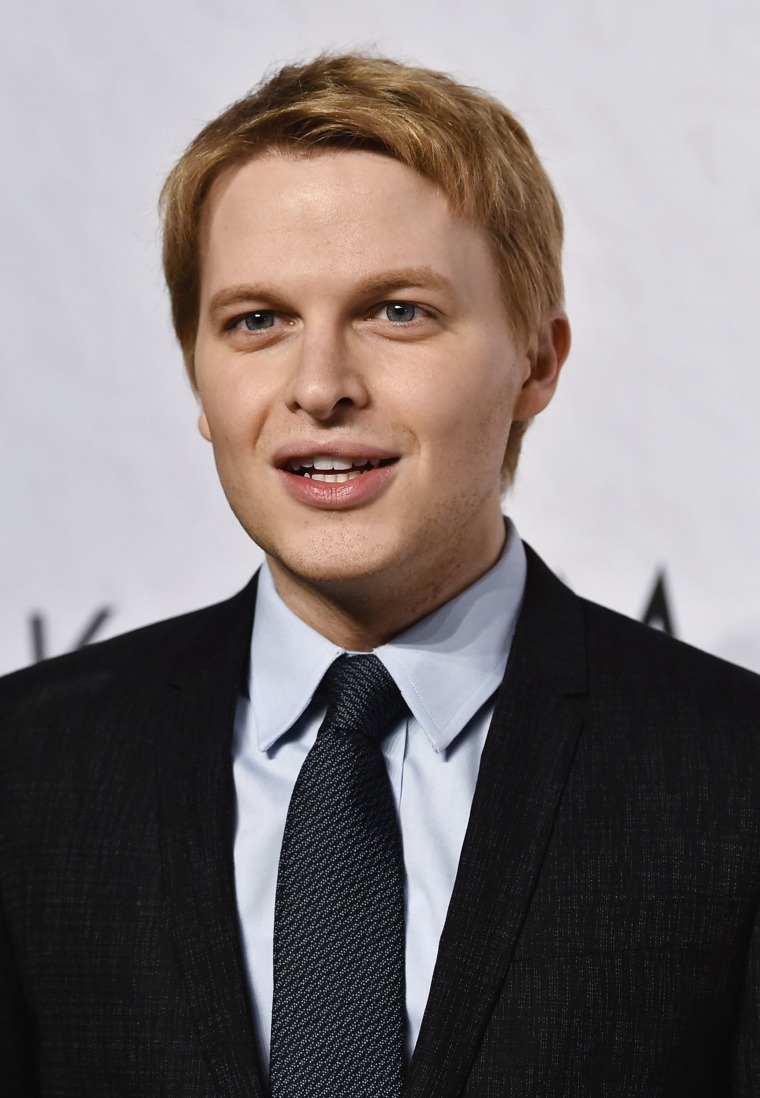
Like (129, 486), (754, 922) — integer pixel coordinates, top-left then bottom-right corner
(194, 150), (561, 619)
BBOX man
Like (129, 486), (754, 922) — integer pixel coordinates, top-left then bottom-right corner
(2, 53), (760, 1097)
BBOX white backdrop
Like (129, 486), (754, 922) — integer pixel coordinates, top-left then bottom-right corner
(2, 0), (759, 674)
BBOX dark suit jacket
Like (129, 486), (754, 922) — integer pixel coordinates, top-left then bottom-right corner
(2, 547), (760, 1096)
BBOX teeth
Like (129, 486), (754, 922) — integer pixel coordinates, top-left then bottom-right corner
(290, 455), (385, 473)
(313, 456), (352, 471)
(305, 471), (362, 483)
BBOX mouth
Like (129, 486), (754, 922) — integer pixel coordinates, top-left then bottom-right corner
(284, 455), (398, 483)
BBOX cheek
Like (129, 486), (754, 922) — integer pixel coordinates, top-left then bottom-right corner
(197, 372), (272, 451)
(411, 360), (518, 449)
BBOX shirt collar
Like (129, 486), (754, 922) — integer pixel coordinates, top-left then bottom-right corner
(248, 520), (526, 754)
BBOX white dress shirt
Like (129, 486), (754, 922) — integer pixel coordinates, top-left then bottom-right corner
(232, 522), (527, 1070)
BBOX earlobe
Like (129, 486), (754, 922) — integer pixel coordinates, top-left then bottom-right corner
(513, 311), (571, 420)
(198, 409), (212, 442)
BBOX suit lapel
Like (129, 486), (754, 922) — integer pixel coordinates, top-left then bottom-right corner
(156, 576), (266, 1098)
(153, 548), (587, 1097)
(404, 548), (588, 1098)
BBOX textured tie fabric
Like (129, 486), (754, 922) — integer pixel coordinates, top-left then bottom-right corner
(269, 654), (408, 1098)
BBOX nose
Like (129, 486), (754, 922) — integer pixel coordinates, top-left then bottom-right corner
(284, 325), (370, 420)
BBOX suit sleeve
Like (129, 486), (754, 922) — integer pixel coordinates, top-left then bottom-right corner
(732, 894), (760, 1094)
(0, 889), (40, 1096)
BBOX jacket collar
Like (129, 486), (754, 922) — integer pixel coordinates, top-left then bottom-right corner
(158, 574), (266, 1097)
(157, 546), (587, 1097)
(404, 545), (588, 1097)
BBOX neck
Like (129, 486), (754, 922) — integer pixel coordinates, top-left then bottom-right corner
(266, 527), (508, 650)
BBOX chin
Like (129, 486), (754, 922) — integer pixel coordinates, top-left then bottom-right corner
(257, 529), (403, 589)
(276, 551), (391, 588)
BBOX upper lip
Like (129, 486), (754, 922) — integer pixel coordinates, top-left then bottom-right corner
(272, 441), (400, 469)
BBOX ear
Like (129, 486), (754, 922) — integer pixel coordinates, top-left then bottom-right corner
(513, 310), (571, 420)
(198, 408), (212, 442)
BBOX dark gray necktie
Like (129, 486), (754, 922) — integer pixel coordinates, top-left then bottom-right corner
(269, 654), (408, 1098)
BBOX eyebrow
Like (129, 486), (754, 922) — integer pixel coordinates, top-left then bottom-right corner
(353, 266), (454, 297)
(207, 284), (289, 321)
(206, 266), (454, 320)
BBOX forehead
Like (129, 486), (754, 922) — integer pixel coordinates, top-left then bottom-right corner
(198, 149), (499, 296)
(204, 147), (449, 226)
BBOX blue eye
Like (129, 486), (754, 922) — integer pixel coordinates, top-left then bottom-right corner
(243, 311), (275, 331)
(384, 303), (418, 323)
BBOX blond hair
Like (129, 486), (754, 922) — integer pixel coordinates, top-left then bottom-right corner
(160, 53), (564, 479)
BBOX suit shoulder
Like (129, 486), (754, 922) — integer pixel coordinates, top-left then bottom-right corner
(0, 576), (258, 718)
(581, 595), (760, 709)
(521, 544), (760, 708)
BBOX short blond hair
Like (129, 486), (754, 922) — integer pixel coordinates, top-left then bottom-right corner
(160, 53), (564, 479)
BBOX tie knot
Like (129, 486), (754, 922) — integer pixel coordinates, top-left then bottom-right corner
(320, 654), (407, 742)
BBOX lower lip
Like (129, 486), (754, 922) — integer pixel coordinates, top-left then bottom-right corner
(277, 463), (397, 509)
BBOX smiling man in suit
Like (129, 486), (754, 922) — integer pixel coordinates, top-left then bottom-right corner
(3, 54), (760, 1097)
